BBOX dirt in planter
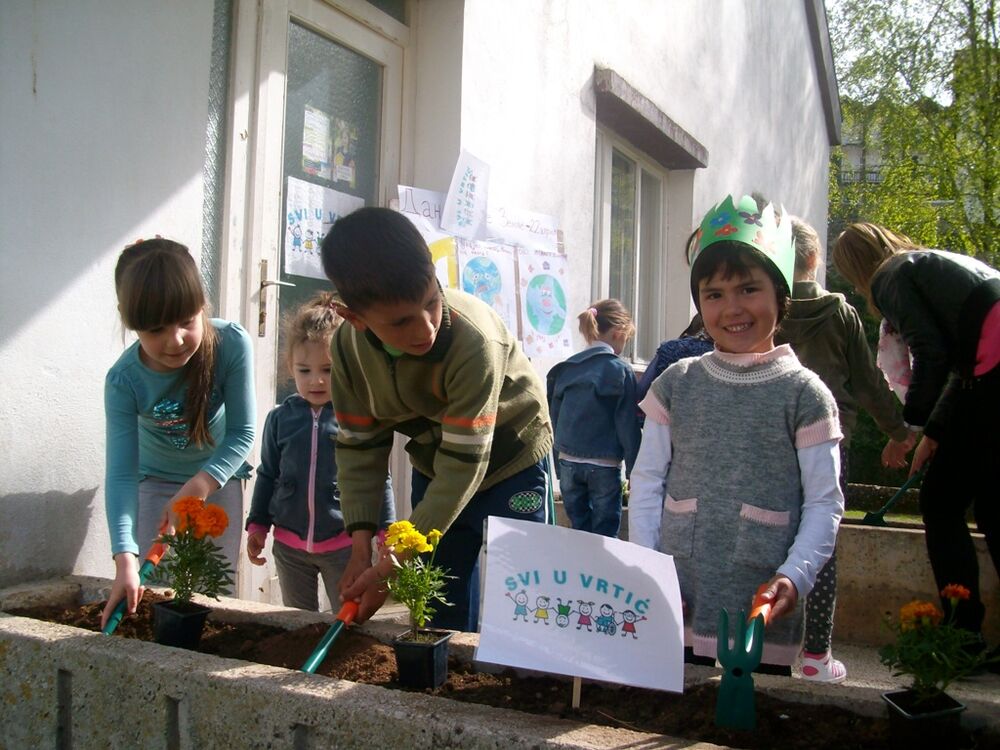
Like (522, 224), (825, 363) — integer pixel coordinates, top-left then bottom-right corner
(9, 593), (997, 750)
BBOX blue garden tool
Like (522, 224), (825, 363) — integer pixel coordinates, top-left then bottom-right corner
(301, 600), (359, 674)
(861, 470), (923, 527)
(715, 584), (772, 731)
(102, 522), (169, 636)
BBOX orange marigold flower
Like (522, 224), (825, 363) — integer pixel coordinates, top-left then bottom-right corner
(171, 496), (205, 533)
(195, 504), (229, 539)
(941, 584), (970, 601)
(899, 600), (942, 631)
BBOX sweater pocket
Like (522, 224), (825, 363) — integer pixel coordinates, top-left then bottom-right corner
(658, 495), (698, 559)
(731, 503), (793, 572)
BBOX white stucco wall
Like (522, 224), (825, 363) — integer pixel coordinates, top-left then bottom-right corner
(458, 0), (833, 367)
(0, 1), (214, 586)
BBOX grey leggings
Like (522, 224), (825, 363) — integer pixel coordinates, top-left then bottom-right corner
(136, 477), (244, 570)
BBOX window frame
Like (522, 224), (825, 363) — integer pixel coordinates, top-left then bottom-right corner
(593, 128), (669, 365)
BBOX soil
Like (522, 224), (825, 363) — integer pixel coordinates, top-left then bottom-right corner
(9, 593), (997, 750)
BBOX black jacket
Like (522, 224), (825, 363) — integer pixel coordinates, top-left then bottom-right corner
(871, 250), (1000, 437)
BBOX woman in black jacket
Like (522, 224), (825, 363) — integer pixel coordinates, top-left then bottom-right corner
(833, 223), (1000, 643)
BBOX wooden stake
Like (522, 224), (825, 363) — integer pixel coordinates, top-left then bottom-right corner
(571, 676), (582, 709)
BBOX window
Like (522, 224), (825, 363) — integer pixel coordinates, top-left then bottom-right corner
(595, 131), (666, 363)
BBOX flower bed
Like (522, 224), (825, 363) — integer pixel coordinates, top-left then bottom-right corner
(2, 577), (997, 750)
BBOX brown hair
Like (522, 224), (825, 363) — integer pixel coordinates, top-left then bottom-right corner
(114, 238), (218, 447)
(577, 298), (635, 345)
(831, 222), (919, 314)
(283, 291), (342, 375)
(690, 241), (791, 323)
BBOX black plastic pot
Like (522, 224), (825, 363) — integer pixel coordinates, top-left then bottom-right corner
(391, 629), (453, 689)
(882, 688), (966, 747)
(152, 599), (211, 649)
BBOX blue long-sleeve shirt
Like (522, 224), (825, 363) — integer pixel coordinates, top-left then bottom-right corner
(104, 319), (256, 555)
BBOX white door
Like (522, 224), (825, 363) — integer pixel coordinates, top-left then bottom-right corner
(237, 0), (405, 603)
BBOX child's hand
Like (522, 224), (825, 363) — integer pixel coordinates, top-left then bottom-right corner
(756, 575), (798, 621)
(339, 552), (394, 624)
(246, 531), (267, 566)
(100, 552), (141, 630)
(881, 437), (912, 469)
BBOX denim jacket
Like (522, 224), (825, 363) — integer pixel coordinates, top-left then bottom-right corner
(546, 343), (641, 474)
(246, 395), (394, 546)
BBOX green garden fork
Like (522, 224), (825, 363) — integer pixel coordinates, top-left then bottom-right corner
(715, 584), (772, 731)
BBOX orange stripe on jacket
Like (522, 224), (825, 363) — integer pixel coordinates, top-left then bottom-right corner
(335, 412), (376, 427)
(442, 413), (497, 429)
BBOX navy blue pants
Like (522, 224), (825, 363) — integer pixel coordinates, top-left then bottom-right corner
(411, 456), (550, 631)
(558, 459), (623, 537)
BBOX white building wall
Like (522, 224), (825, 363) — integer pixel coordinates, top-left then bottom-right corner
(0, 1), (215, 585)
(458, 0), (832, 363)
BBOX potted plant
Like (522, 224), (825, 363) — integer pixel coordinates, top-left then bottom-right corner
(878, 584), (996, 744)
(381, 520), (454, 689)
(148, 496), (234, 649)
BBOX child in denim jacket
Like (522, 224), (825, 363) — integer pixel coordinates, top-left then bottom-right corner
(547, 299), (641, 537)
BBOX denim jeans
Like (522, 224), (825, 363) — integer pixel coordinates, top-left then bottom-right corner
(410, 456), (550, 632)
(558, 459), (623, 538)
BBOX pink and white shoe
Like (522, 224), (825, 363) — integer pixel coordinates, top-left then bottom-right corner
(800, 650), (847, 683)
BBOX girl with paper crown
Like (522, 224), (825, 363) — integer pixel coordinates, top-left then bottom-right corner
(629, 194), (844, 673)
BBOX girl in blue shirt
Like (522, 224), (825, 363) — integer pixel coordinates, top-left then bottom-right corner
(100, 238), (255, 629)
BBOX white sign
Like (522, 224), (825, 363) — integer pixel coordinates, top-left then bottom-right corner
(476, 518), (684, 693)
(441, 149), (490, 240)
(486, 205), (561, 254)
(398, 185), (446, 227)
(285, 177), (364, 280)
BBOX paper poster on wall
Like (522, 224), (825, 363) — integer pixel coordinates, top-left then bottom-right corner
(429, 236), (459, 289)
(476, 517), (685, 693)
(486, 205), (562, 254)
(285, 176), (364, 280)
(441, 149), (490, 240)
(333, 118), (358, 187)
(516, 249), (572, 358)
(302, 105), (332, 180)
(398, 185), (446, 227)
(456, 239), (519, 335)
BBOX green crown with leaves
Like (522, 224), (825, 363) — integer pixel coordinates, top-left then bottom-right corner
(689, 194), (795, 293)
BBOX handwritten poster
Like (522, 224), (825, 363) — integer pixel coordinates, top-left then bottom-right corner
(516, 249), (572, 358)
(398, 185), (446, 227)
(441, 149), (490, 240)
(476, 518), (684, 693)
(285, 176), (364, 280)
(486, 205), (562, 254)
(302, 105), (332, 181)
(456, 239), (519, 335)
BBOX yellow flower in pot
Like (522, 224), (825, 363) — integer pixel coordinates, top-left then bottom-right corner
(149, 496), (235, 648)
(381, 520), (454, 688)
(878, 584), (998, 743)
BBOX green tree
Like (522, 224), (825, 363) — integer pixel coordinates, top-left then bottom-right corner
(829, 0), (999, 267)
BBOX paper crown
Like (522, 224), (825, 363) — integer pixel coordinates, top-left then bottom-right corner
(688, 194), (795, 294)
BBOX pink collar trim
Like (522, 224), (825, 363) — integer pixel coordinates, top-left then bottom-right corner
(712, 343), (794, 367)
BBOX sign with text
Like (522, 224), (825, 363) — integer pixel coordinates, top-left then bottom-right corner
(486, 205), (562, 254)
(285, 177), (364, 280)
(441, 149), (490, 240)
(476, 518), (684, 693)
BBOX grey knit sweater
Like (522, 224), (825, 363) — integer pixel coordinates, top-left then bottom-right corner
(646, 347), (842, 665)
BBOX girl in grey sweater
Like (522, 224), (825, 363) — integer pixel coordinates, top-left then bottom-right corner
(629, 195), (844, 671)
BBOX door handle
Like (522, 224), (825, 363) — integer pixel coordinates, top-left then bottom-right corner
(258, 259), (295, 336)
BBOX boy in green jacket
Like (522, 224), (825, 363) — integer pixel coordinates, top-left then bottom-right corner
(776, 216), (916, 681)
(320, 207), (553, 631)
